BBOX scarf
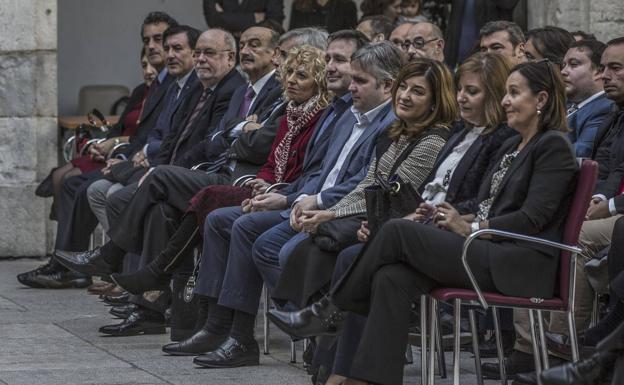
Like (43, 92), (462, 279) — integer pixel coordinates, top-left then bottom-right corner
(273, 95), (322, 182)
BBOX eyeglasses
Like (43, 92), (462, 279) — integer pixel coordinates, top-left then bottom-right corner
(193, 49), (232, 58)
(401, 38), (439, 50)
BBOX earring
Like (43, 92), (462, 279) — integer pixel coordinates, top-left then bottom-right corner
(537, 109), (542, 116)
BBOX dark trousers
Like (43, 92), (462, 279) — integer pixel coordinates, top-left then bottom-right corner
(608, 217), (624, 298)
(194, 206), (285, 314)
(106, 165), (229, 254)
(55, 170), (103, 251)
(332, 219), (513, 385)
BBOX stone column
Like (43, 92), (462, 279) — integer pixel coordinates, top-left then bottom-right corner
(0, 0), (58, 257)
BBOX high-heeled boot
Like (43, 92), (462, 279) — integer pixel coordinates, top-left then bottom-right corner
(110, 215), (200, 294)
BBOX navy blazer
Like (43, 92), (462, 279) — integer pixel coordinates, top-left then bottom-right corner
(146, 71), (199, 162)
(286, 101), (396, 213)
(280, 95), (354, 204)
(568, 93), (613, 158)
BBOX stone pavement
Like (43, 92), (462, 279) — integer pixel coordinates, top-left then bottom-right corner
(0, 258), (496, 385)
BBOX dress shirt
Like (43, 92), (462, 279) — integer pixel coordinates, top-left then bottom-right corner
(315, 99), (392, 207)
(175, 70), (195, 99)
(422, 126), (484, 205)
(230, 69), (277, 137)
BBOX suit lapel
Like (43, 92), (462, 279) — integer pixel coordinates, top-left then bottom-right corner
(491, 134), (536, 203)
(446, 134), (483, 196)
(141, 75), (172, 121)
(248, 74), (280, 115)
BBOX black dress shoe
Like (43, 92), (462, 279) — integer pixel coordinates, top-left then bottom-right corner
(511, 356), (566, 385)
(31, 270), (92, 289)
(267, 296), (344, 339)
(99, 308), (166, 336)
(110, 266), (169, 295)
(162, 329), (227, 356)
(478, 330), (516, 358)
(101, 292), (130, 306)
(193, 337), (259, 368)
(17, 261), (57, 288)
(109, 304), (138, 319)
(540, 351), (616, 385)
(54, 248), (118, 277)
(545, 331), (596, 360)
(482, 350), (535, 380)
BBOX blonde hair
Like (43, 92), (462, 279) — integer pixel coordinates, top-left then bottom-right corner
(456, 52), (512, 134)
(389, 58), (458, 140)
(278, 44), (331, 108)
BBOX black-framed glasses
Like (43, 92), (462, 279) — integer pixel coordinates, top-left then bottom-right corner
(401, 38), (439, 50)
(193, 49), (232, 58)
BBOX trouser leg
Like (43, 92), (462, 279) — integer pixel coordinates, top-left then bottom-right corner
(87, 179), (120, 231)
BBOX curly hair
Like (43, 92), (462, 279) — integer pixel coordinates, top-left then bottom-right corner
(278, 44), (331, 108)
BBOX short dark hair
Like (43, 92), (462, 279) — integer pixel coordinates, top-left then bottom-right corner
(141, 11), (178, 39)
(569, 39), (607, 68)
(479, 20), (525, 47)
(255, 19), (285, 37)
(571, 30), (597, 41)
(525, 26), (575, 66)
(163, 25), (201, 49)
(359, 15), (395, 40)
(327, 30), (370, 51)
(607, 37), (624, 47)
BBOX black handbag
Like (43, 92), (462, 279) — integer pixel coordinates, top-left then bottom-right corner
(364, 137), (426, 235)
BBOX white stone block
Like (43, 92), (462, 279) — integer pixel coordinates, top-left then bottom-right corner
(0, 0), (57, 52)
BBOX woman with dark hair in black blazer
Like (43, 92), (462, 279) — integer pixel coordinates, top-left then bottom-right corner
(270, 59), (578, 385)
(289, 0), (358, 33)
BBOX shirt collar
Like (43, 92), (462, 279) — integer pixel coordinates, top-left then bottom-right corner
(176, 70), (194, 90)
(250, 69), (276, 96)
(577, 91), (605, 110)
(157, 68), (168, 84)
(351, 99), (391, 126)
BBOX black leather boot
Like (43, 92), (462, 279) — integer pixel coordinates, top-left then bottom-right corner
(267, 296), (345, 339)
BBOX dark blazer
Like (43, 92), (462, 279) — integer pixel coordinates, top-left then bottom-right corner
(444, 0), (519, 68)
(203, 0), (284, 35)
(482, 131), (577, 297)
(568, 93), (613, 158)
(106, 83), (148, 138)
(279, 95), (354, 203)
(288, 101), (396, 210)
(172, 68), (247, 168)
(420, 121), (517, 214)
(591, 106), (624, 186)
(594, 113), (624, 213)
(121, 72), (175, 157)
(289, 0), (357, 32)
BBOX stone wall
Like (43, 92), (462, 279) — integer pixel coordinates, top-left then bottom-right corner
(0, 0), (58, 256)
(528, 0), (623, 41)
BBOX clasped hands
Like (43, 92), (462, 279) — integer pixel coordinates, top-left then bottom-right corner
(289, 195), (335, 234)
(405, 202), (475, 237)
(586, 197), (611, 220)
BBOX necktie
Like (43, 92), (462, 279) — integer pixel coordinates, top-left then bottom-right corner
(170, 88), (212, 163)
(238, 86), (256, 118)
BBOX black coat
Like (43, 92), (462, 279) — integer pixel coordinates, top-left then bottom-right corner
(203, 0), (284, 35)
(591, 107), (624, 213)
(106, 83), (148, 138)
(289, 0), (357, 32)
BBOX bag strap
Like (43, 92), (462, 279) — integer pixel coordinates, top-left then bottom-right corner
(388, 127), (449, 177)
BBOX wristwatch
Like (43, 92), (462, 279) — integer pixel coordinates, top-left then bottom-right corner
(471, 220), (480, 233)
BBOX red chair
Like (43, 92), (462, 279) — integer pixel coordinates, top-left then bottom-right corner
(424, 159), (598, 385)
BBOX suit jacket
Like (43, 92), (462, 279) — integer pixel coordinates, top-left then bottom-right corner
(106, 83), (148, 138)
(280, 95), (354, 204)
(289, 0), (357, 32)
(145, 71), (199, 163)
(121, 72), (175, 157)
(203, 0), (284, 35)
(444, 0), (519, 68)
(568, 93), (613, 158)
(591, 106), (624, 189)
(481, 131), (577, 297)
(286, 101), (396, 212)
(420, 121), (517, 214)
(172, 68), (247, 168)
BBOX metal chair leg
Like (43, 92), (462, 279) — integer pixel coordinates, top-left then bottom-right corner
(89, 232), (95, 249)
(452, 298), (462, 385)
(492, 306), (507, 385)
(528, 310), (543, 379)
(590, 292), (599, 327)
(303, 339), (310, 369)
(405, 343), (414, 364)
(567, 310), (580, 362)
(436, 306), (447, 378)
(263, 286), (270, 355)
(290, 340), (297, 363)
(420, 295), (428, 385)
(536, 310), (549, 370)
(469, 309), (484, 385)
(427, 297), (438, 385)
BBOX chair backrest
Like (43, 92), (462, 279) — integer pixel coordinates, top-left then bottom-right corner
(558, 159), (598, 305)
(77, 85), (130, 115)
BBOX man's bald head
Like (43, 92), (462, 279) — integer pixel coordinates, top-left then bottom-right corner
(405, 22), (445, 62)
(389, 22), (414, 52)
(194, 29), (236, 87)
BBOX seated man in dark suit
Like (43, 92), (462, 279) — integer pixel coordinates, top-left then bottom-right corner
(17, 11), (178, 289)
(562, 39), (614, 158)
